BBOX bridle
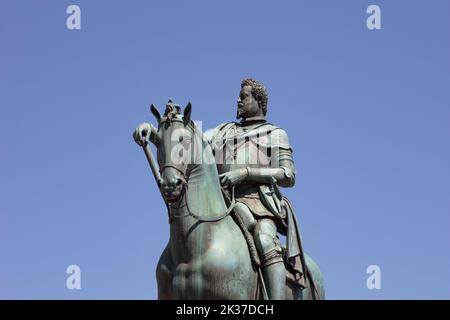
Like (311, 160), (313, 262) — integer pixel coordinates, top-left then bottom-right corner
(157, 119), (235, 224)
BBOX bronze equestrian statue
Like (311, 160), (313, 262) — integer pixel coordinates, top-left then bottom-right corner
(133, 79), (325, 300)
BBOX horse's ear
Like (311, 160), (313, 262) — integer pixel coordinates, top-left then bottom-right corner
(150, 104), (161, 123)
(183, 102), (192, 123)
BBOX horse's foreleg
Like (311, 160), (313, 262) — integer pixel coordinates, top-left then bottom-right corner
(156, 245), (174, 299)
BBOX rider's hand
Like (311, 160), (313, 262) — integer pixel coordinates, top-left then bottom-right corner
(219, 168), (249, 186)
(133, 123), (153, 146)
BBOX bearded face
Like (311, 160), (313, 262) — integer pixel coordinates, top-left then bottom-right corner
(236, 85), (261, 120)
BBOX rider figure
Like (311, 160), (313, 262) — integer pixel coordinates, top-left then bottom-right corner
(204, 79), (306, 299)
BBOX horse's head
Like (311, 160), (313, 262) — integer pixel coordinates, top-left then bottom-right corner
(149, 100), (199, 203)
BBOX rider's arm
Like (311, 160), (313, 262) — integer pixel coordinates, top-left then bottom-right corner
(244, 149), (296, 188)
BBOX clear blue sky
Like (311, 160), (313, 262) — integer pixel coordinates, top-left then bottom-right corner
(1, 0), (449, 299)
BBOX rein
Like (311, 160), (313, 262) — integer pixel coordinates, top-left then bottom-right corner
(167, 182), (235, 224)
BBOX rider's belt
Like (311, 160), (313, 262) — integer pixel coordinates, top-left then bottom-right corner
(234, 184), (262, 197)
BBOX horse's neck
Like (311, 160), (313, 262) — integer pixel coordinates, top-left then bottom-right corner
(169, 137), (227, 229)
(168, 137), (228, 261)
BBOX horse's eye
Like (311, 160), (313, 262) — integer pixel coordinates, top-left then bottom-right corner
(179, 136), (184, 143)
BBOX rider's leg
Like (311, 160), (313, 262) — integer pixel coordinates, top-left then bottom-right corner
(233, 202), (257, 233)
(254, 218), (286, 300)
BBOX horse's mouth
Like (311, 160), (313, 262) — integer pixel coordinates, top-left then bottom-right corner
(163, 187), (182, 203)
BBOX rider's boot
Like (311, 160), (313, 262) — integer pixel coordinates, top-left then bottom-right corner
(254, 219), (286, 300)
(261, 248), (286, 299)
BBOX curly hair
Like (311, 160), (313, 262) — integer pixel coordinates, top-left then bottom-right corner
(241, 78), (268, 115)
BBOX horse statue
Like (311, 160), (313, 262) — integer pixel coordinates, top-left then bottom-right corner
(134, 102), (325, 300)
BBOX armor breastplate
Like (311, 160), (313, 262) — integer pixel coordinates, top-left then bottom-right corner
(212, 122), (286, 175)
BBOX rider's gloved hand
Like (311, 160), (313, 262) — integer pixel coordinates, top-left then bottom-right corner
(219, 168), (249, 186)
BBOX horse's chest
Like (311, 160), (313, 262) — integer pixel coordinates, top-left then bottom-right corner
(169, 219), (214, 260)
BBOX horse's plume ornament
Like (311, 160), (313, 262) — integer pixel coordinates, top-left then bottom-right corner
(164, 98), (181, 120)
